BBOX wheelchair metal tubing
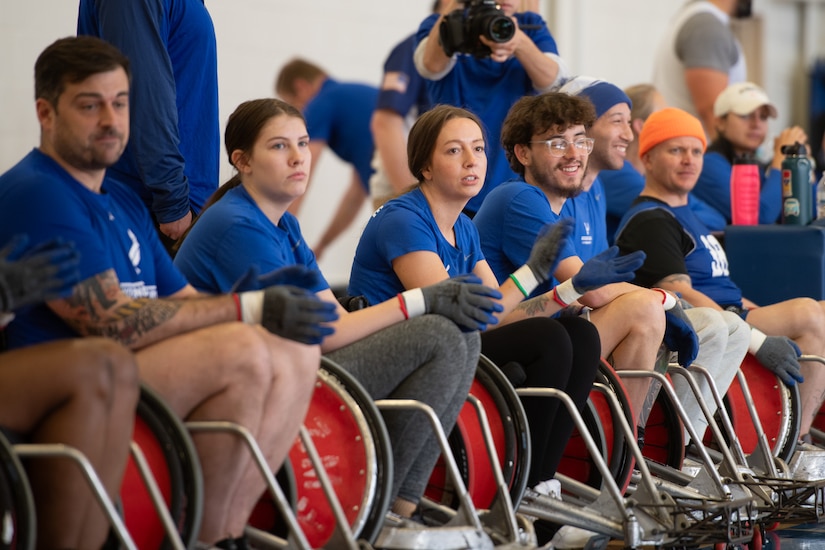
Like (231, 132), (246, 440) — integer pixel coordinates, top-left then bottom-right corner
(374, 399), (485, 532)
(667, 366), (748, 480)
(464, 393), (520, 542)
(516, 386), (633, 522)
(732, 368), (782, 477)
(13, 443), (138, 550)
(185, 421), (320, 550)
(128, 442), (187, 550)
(615, 370), (732, 498)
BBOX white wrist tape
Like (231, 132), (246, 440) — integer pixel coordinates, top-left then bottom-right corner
(748, 326), (768, 355)
(511, 264), (540, 297)
(401, 288), (426, 318)
(239, 291), (264, 324)
(652, 288), (677, 311)
(554, 278), (583, 306)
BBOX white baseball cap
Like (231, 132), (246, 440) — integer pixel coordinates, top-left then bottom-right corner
(713, 82), (778, 118)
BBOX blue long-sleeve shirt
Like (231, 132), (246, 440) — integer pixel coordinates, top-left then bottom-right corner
(78, 0), (220, 222)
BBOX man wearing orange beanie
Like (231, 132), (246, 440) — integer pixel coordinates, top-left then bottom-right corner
(616, 107), (825, 445)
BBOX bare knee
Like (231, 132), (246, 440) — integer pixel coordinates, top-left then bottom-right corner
(262, 329), (321, 391)
(216, 324), (279, 391)
(792, 298), (825, 334)
(616, 290), (666, 337)
(65, 338), (140, 406)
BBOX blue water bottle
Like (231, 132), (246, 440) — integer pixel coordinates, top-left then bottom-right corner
(781, 142), (813, 225)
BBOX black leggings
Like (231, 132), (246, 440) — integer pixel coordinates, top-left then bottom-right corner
(481, 316), (601, 486)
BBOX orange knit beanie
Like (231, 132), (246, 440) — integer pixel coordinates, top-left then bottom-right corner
(639, 107), (707, 157)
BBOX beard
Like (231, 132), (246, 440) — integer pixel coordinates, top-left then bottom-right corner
(54, 126), (125, 171)
(530, 165), (585, 200)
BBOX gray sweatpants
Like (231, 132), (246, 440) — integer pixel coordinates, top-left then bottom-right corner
(326, 314), (480, 503)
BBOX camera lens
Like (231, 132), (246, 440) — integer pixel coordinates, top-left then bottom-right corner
(488, 16), (515, 43)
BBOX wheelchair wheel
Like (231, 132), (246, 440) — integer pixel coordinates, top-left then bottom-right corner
(121, 385), (203, 550)
(0, 431), (34, 550)
(716, 354), (800, 462)
(557, 360), (636, 493)
(641, 375), (685, 469)
(425, 354), (531, 509)
(250, 358), (393, 547)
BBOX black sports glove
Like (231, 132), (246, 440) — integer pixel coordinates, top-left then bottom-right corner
(417, 274), (503, 332)
(258, 285), (338, 345)
(0, 235), (81, 312)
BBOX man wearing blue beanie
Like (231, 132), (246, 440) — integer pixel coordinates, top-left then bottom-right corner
(557, 77), (633, 260)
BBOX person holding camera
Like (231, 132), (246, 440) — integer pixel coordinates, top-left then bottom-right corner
(414, 0), (569, 215)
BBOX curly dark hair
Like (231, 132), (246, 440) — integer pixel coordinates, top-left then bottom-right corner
(501, 92), (596, 177)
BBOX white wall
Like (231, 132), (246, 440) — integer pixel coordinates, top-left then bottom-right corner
(1, 0), (824, 286)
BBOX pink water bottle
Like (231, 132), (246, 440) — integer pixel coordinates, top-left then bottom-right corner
(730, 156), (760, 225)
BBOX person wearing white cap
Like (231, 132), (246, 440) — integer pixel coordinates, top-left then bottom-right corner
(693, 81), (808, 225)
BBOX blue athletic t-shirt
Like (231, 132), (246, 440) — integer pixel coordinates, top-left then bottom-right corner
(174, 184), (329, 294)
(348, 188), (483, 305)
(561, 178), (608, 262)
(305, 78), (378, 192)
(473, 179), (576, 295)
(0, 149), (188, 347)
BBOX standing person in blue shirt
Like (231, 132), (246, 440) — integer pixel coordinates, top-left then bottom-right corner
(276, 58), (378, 260)
(174, 98), (504, 524)
(414, 0), (569, 215)
(0, 36), (337, 550)
(693, 81), (809, 225)
(600, 83), (726, 239)
(347, 104), (646, 542)
(78, 0), (220, 250)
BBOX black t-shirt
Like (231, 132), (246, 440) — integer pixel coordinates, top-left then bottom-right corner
(615, 197), (695, 288)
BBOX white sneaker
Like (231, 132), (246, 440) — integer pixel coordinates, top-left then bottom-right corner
(550, 524), (610, 549)
(533, 478), (561, 499)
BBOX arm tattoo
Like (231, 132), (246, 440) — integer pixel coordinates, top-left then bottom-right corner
(60, 271), (183, 347)
(516, 294), (553, 317)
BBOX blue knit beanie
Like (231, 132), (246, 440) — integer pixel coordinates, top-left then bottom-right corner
(559, 76), (632, 119)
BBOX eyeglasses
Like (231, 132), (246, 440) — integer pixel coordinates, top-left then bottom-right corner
(530, 137), (595, 157)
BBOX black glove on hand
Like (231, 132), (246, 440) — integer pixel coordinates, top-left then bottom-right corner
(0, 235), (81, 312)
(261, 285), (338, 345)
(231, 264), (323, 293)
(419, 274), (503, 332)
(525, 218), (574, 283)
(571, 246), (645, 293)
(755, 335), (804, 386)
(663, 302), (699, 367)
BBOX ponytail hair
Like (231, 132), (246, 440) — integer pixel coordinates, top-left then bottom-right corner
(174, 98), (305, 253)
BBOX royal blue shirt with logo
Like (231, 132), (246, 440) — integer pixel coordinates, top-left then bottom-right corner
(0, 150), (188, 348)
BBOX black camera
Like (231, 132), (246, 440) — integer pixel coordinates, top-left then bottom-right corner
(439, 0), (516, 58)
